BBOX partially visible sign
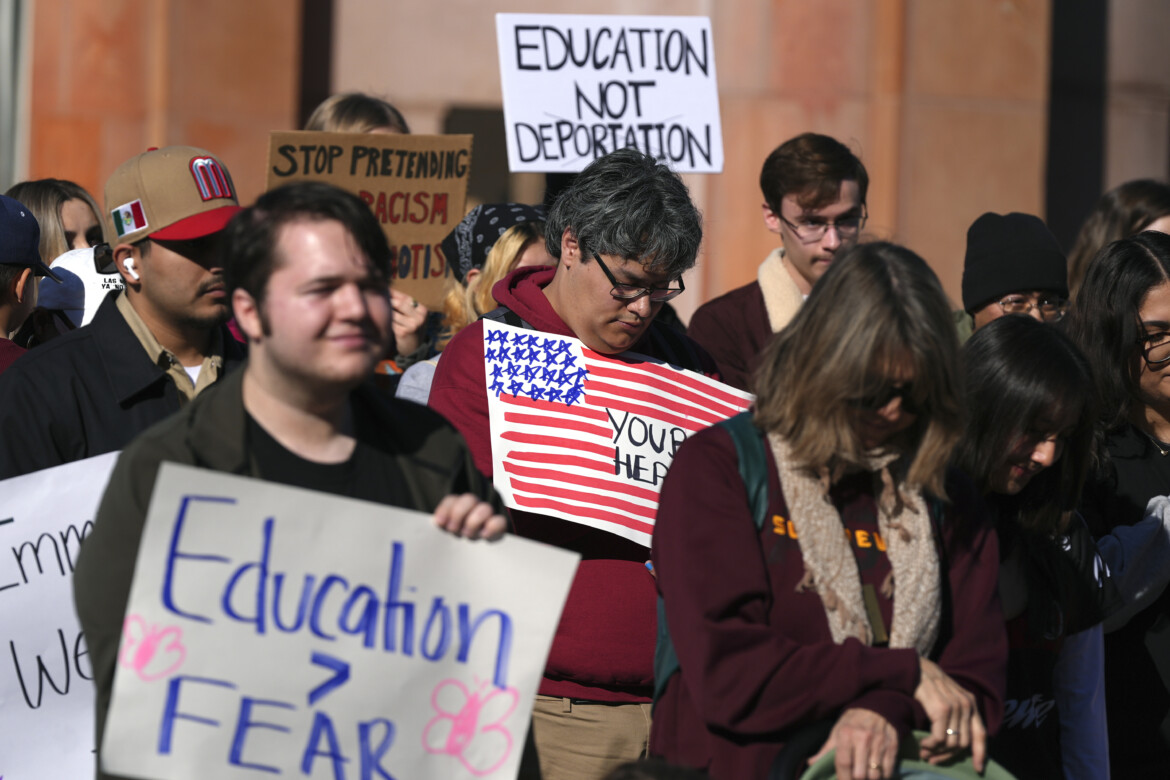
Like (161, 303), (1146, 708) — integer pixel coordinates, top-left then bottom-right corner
(483, 321), (753, 546)
(103, 464), (578, 780)
(496, 13), (723, 173)
(0, 452), (120, 779)
(266, 131), (473, 309)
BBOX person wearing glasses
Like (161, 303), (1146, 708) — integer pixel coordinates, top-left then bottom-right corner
(652, 242), (1005, 779)
(957, 212), (1069, 341)
(688, 132), (868, 391)
(428, 148), (716, 780)
(1067, 229), (1170, 777)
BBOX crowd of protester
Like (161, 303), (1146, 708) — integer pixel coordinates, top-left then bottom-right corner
(2, 91), (1170, 780)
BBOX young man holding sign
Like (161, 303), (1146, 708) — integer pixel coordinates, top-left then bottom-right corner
(73, 182), (507, 780)
(429, 148), (717, 780)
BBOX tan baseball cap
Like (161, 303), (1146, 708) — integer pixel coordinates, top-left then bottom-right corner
(104, 145), (242, 244)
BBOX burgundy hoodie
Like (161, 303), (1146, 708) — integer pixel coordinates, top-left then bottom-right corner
(429, 265), (717, 702)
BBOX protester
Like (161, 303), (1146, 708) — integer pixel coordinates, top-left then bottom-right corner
(956, 212), (1069, 340)
(5, 177), (107, 260)
(396, 202), (553, 404)
(1067, 229), (1170, 776)
(304, 91), (411, 134)
(955, 315), (1108, 778)
(429, 147), (715, 780)
(5, 178), (112, 345)
(0, 145), (246, 477)
(1067, 178), (1170, 299)
(302, 91), (431, 373)
(72, 181), (508, 780)
(651, 242), (1005, 780)
(0, 194), (59, 373)
(687, 133), (867, 390)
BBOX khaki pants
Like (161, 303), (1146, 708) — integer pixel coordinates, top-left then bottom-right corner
(531, 695), (652, 780)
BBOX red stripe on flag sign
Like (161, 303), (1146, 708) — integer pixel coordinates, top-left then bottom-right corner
(510, 493), (655, 536)
(508, 478), (657, 521)
(500, 432), (615, 459)
(503, 412), (612, 439)
(583, 361), (746, 420)
(506, 451), (613, 473)
(500, 393), (609, 421)
(582, 348), (750, 409)
(586, 383), (725, 430)
(130, 200), (147, 229)
(504, 461), (660, 503)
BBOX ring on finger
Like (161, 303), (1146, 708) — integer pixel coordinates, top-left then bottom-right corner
(869, 761), (881, 770)
(945, 727), (957, 736)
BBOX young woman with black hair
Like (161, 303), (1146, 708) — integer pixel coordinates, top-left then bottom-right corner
(1066, 229), (1170, 776)
(955, 315), (1108, 779)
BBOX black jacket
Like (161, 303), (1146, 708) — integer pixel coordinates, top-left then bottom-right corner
(0, 292), (245, 478)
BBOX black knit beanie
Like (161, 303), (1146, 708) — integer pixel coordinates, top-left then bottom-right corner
(961, 212), (1068, 313)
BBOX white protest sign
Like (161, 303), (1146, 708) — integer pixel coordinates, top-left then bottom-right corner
(103, 464), (578, 780)
(496, 13), (723, 173)
(483, 321), (753, 547)
(0, 452), (119, 779)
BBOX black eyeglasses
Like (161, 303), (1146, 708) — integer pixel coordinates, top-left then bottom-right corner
(847, 382), (923, 416)
(1140, 331), (1170, 366)
(592, 252), (685, 303)
(777, 204), (867, 244)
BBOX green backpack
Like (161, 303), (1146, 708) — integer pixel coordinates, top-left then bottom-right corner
(653, 411), (766, 708)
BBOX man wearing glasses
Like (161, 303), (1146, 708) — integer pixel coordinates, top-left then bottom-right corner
(428, 148), (715, 780)
(958, 211), (1070, 340)
(688, 132), (868, 390)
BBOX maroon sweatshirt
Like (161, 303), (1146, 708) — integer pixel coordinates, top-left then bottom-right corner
(429, 265), (718, 702)
(650, 425), (1007, 778)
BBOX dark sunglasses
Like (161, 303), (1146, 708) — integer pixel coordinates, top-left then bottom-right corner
(93, 243), (117, 275)
(847, 383), (923, 416)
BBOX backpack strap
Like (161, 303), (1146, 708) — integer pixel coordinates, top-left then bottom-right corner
(653, 411), (770, 709)
(481, 305), (534, 330)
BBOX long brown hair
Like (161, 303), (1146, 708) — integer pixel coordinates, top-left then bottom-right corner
(4, 178), (108, 264)
(753, 241), (963, 497)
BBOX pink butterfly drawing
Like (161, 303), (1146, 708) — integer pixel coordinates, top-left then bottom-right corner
(118, 615), (187, 682)
(422, 677), (519, 776)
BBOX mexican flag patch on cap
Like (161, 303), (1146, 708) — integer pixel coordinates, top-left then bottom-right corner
(112, 200), (148, 237)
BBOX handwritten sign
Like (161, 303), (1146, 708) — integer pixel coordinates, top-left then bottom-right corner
(266, 131), (473, 309)
(102, 464), (578, 780)
(0, 452), (120, 779)
(483, 321), (752, 546)
(496, 13), (723, 173)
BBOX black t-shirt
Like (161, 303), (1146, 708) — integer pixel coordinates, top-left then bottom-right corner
(246, 413), (410, 507)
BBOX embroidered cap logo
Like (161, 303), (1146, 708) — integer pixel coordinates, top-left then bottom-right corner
(189, 157), (234, 202)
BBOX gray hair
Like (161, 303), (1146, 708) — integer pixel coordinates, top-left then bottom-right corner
(545, 148), (702, 279)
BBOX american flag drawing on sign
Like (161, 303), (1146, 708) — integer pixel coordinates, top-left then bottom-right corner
(484, 321), (754, 547)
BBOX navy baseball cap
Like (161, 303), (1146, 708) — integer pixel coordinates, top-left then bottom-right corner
(1, 194), (61, 282)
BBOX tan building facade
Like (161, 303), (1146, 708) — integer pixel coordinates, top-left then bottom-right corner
(15, 0), (1170, 316)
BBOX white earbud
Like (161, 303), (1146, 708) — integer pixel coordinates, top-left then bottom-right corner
(124, 258), (140, 281)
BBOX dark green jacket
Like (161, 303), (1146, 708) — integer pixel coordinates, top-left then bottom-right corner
(72, 365), (499, 780)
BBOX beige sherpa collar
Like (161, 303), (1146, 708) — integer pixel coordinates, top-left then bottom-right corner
(758, 248), (806, 333)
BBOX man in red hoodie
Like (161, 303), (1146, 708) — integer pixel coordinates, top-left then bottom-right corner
(429, 148), (715, 780)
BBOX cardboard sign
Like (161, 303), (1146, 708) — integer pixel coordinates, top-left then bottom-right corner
(496, 13), (723, 173)
(0, 452), (120, 779)
(102, 464), (578, 780)
(483, 321), (753, 546)
(266, 131), (473, 309)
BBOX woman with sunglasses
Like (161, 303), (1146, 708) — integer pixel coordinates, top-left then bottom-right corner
(955, 314), (1108, 779)
(1067, 229), (1170, 777)
(651, 242), (1006, 779)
